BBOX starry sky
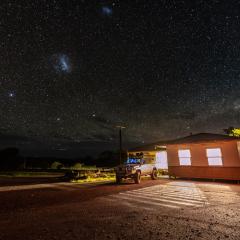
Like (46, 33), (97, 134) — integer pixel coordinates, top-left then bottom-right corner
(0, 0), (240, 156)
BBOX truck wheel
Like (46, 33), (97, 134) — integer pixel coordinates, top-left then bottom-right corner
(134, 171), (141, 184)
(151, 169), (158, 180)
(116, 175), (122, 184)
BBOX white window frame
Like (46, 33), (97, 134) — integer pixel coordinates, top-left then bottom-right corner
(206, 148), (223, 166)
(178, 149), (191, 166)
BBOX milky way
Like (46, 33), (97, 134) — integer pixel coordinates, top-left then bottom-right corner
(0, 1), (240, 153)
(50, 54), (71, 74)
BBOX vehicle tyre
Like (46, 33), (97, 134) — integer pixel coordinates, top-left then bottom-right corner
(116, 175), (122, 184)
(134, 171), (141, 184)
(151, 169), (158, 180)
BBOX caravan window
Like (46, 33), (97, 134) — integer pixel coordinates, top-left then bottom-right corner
(206, 148), (223, 166)
(178, 149), (191, 166)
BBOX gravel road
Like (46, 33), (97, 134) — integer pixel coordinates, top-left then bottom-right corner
(0, 178), (239, 240)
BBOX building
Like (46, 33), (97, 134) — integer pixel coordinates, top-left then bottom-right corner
(128, 133), (240, 180)
(167, 133), (240, 180)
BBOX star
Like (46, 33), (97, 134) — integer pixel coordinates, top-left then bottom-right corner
(8, 92), (15, 98)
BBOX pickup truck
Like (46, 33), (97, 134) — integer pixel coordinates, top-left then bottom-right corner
(115, 157), (158, 184)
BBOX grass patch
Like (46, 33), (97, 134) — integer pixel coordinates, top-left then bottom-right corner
(70, 172), (115, 183)
(71, 176), (115, 183)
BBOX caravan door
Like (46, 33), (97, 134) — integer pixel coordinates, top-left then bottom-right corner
(156, 151), (168, 169)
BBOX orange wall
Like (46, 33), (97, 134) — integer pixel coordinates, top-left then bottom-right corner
(167, 140), (240, 167)
(167, 140), (240, 180)
(168, 166), (240, 180)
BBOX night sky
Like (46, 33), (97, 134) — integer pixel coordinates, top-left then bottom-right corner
(1, 1), (240, 156)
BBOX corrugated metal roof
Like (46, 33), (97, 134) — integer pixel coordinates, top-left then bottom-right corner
(128, 133), (239, 152)
(168, 133), (238, 145)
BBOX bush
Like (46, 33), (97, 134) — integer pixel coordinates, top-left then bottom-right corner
(72, 163), (82, 169)
(51, 161), (63, 170)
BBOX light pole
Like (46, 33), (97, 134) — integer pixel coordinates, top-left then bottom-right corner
(116, 125), (126, 165)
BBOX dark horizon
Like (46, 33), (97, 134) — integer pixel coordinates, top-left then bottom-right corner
(0, 129), (233, 158)
(0, 132), (139, 158)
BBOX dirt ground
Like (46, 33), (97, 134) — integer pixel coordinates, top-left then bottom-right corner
(0, 178), (239, 240)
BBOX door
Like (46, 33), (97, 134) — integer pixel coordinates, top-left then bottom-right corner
(141, 157), (154, 175)
(156, 151), (168, 169)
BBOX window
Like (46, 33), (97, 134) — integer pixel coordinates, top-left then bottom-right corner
(206, 148), (223, 166)
(178, 149), (191, 166)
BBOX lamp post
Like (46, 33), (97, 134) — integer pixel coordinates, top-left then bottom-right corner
(116, 125), (126, 165)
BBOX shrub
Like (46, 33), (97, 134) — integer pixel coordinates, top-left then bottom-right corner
(72, 163), (82, 170)
(51, 161), (63, 170)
